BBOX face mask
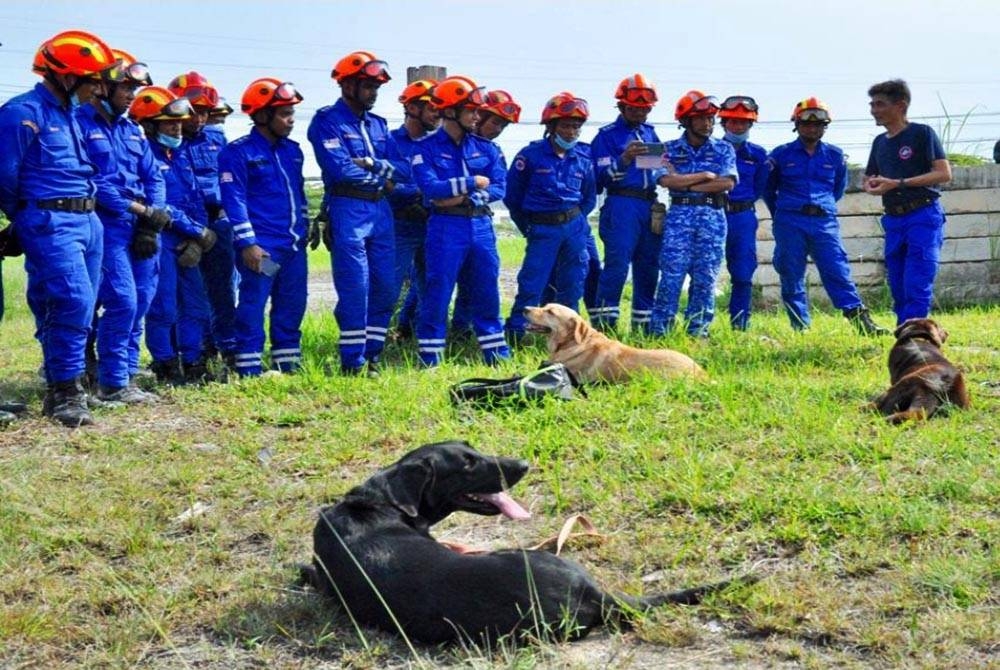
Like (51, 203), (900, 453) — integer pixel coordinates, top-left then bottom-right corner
(553, 135), (578, 151)
(725, 130), (750, 144)
(157, 134), (182, 149)
(99, 99), (117, 117)
(69, 93), (83, 109)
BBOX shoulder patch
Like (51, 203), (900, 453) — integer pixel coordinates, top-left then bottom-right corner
(20, 120), (39, 133)
(322, 138), (341, 149)
(411, 154), (424, 166)
(220, 172), (234, 183)
(596, 156), (612, 166)
(513, 156), (526, 171)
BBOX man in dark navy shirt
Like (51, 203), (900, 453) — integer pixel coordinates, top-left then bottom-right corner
(863, 79), (952, 325)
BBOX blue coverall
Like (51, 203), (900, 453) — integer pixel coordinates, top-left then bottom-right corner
(764, 138), (864, 328)
(651, 134), (737, 337)
(590, 116), (665, 332)
(410, 129), (511, 366)
(723, 138), (770, 330)
(0, 83), (102, 384)
(146, 140), (211, 368)
(186, 124), (237, 357)
(76, 103), (166, 389)
(219, 127), (309, 376)
(865, 122), (947, 324)
(307, 99), (397, 371)
(386, 125), (430, 335)
(504, 138), (596, 336)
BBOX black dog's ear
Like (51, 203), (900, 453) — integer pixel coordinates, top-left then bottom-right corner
(383, 460), (431, 518)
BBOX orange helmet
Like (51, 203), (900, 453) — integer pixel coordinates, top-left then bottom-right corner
(332, 51), (390, 83)
(675, 90), (720, 121)
(540, 92), (589, 124)
(791, 96), (831, 123)
(241, 78), (303, 116)
(481, 90), (521, 124)
(429, 76), (485, 110)
(615, 73), (658, 109)
(718, 95), (758, 122)
(398, 79), (436, 105)
(35, 30), (119, 79)
(110, 49), (152, 86)
(168, 71), (219, 109)
(128, 86), (193, 122)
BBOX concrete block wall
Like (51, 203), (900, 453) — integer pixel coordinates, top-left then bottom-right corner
(747, 165), (1000, 308)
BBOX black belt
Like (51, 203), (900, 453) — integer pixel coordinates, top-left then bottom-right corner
(606, 187), (656, 201)
(20, 197), (96, 213)
(884, 196), (937, 217)
(725, 200), (755, 213)
(330, 184), (384, 202)
(393, 203), (429, 224)
(434, 204), (493, 218)
(799, 204), (830, 217)
(669, 193), (727, 209)
(525, 206), (582, 225)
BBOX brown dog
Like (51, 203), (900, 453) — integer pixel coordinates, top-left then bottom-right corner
(523, 303), (708, 384)
(870, 318), (970, 424)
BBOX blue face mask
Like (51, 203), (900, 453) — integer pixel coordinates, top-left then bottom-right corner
(157, 134), (182, 149)
(99, 99), (117, 117)
(725, 130), (750, 144)
(69, 93), (83, 109)
(553, 135), (578, 151)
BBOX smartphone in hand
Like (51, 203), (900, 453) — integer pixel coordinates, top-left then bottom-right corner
(259, 256), (281, 277)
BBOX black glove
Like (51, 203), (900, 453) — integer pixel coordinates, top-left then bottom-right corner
(176, 239), (203, 268)
(196, 228), (218, 252)
(0, 225), (23, 258)
(308, 209), (332, 251)
(130, 229), (159, 260)
(138, 206), (173, 233)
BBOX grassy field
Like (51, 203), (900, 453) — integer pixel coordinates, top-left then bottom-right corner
(1, 225), (998, 669)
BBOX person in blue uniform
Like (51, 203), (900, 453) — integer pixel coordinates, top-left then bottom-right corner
(718, 95), (770, 331)
(409, 75), (511, 367)
(132, 87), (216, 384)
(590, 74), (666, 333)
(385, 79), (439, 340)
(307, 50), (396, 377)
(0, 30), (120, 426)
(170, 71), (237, 369)
(764, 97), (888, 335)
(77, 48), (164, 403)
(863, 79), (952, 325)
(449, 89), (522, 339)
(219, 78), (308, 377)
(504, 92), (596, 341)
(651, 91), (737, 338)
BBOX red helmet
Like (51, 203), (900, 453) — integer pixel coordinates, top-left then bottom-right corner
(718, 95), (758, 122)
(110, 49), (152, 86)
(540, 91), (589, 124)
(615, 73), (658, 109)
(398, 79), (436, 105)
(36, 30), (119, 80)
(429, 76), (485, 110)
(128, 86), (193, 122)
(241, 78), (303, 116)
(481, 90), (521, 124)
(168, 71), (219, 109)
(332, 51), (390, 83)
(791, 97), (832, 123)
(675, 90), (720, 120)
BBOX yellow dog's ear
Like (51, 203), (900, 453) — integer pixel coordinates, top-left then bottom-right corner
(573, 316), (587, 344)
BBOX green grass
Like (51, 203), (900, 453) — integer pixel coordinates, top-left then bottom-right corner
(1, 235), (999, 668)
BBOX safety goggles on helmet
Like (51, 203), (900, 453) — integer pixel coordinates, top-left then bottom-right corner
(548, 97), (589, 117)
(689, 95), (720, 115)
(357, 60), (390, 81)
(721, 95), (758, 113)
(160, 97), (195, 119)
(270, 82), (303, 105)
(181, 85), (219, 108)
(440, 85), (485, 109)
(797, 108), (831, 123)
(490, 101), (520, 119)
(622, 87), (657, 106)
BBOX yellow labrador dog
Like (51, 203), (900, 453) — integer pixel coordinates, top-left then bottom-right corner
(524, 303), (708, 384)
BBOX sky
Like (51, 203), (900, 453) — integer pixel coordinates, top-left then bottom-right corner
(3, 0), (999, 177)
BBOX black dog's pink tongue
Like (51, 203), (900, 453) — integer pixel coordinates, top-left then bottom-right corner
(482, 492), (531, 520)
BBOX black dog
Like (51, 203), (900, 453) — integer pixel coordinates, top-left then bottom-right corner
(302, 440), (749, 645)
(870, 318), (970, 424)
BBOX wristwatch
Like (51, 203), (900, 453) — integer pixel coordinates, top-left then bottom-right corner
(897, 177), (907, 188)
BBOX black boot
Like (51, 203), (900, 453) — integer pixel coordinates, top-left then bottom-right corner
(48, 378), (94, 427)
(183, 359), (210, 385)
(844, 306), (890, 337)
(150, 358), (186, 386)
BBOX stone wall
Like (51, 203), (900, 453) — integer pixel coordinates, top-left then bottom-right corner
(749, 165), (1000, 307)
